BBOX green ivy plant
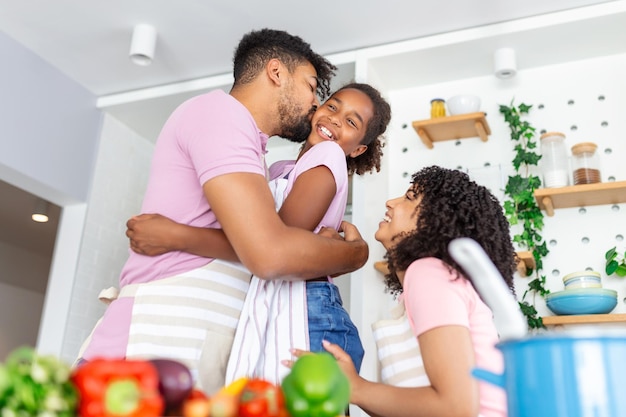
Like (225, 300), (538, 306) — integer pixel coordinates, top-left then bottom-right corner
(500, 101), (549, 329)
(605, 246), (626, 277)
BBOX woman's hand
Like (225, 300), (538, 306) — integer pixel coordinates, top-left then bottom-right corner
(126, 213), (183, 256)
(284, 342), (359, 384)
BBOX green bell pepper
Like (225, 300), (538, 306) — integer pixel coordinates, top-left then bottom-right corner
(281, 353), (350, 417)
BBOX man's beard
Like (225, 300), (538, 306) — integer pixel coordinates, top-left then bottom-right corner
(276, 96), (315, 143)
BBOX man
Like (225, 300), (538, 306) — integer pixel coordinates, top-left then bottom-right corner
(78, 29), (368, 393)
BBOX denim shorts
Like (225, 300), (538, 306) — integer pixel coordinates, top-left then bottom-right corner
(306, 281), (365, 372)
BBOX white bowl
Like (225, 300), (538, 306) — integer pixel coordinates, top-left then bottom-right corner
(447, 95), (481, 115)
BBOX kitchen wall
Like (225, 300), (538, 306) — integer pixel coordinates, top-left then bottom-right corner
(60, 114), (154, 363)
(383, 52), (626, 313)
(0, 30), (102, 358)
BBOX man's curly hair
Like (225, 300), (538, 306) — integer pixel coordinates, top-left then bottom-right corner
(233, 28), (336, 100)
(383, 166), (517, 297)
(336, 83), (392, 176)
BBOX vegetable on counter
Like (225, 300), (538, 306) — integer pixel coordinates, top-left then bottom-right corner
(0, 346), (78, 417)
(281, 353), (350, 417)
(71, 358), (163, 417)
(149, 358), (193, 415)
(181, 389), (211, 417)
(209, 377), (248, 417)
(238, 378), (287, 417)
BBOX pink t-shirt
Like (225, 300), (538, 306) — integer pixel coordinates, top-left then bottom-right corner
(82, 90), (269, 360)
(269, 140), (348, 233)
(403, 257), (507, 417)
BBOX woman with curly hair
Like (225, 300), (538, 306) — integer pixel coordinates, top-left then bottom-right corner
(321, 166), (516, 417)
(126, 82), (392, 385)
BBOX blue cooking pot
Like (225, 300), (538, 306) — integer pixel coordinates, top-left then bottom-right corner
(472, 334), (626, 417)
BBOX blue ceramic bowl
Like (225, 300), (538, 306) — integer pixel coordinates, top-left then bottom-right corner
(546, 288), (617, 315)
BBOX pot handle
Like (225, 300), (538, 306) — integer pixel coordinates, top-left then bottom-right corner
(471, 367), (505, 388)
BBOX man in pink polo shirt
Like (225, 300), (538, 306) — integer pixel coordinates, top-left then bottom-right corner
(78, 28), (368, 393)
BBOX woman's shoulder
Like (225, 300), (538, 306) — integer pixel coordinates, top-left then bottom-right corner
(406, 257), (448, 274)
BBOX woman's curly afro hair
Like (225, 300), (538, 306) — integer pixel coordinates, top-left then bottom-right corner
(383, 166), (517, 297)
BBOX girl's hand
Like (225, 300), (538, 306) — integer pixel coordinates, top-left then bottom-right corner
(126, 213), (182, 256)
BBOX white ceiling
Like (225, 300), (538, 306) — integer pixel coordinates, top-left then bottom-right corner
(0, 0), (616, 288)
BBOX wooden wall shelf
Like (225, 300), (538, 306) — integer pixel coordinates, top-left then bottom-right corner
(534, 180), (626, 216)
(374, 261), (389, 275)
(516, 251), (535, 277)
(542, 313), (626, 326)
(412, 112), (490, 149)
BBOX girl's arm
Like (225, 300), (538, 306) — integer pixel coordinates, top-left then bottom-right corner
(323, 326), (480, 417)
(127, 165), (337, 259)
(126, 213), (238, 261)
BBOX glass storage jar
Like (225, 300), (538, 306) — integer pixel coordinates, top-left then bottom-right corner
(571, 142), (601, 185)
(540, 132), (569, 188)
(430, 98), (446, 118)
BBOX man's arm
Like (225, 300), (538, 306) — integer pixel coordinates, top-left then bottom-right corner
(128, 165), (347, 268)
(204, 171), (367, 280)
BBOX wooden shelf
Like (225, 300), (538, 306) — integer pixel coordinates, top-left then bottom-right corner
(374, 261), (389, 275)
(516, 251), (535, 277)
(542, 313), (626, 326)
(412, 112), (491, 149)
(534, 180), (626, 216)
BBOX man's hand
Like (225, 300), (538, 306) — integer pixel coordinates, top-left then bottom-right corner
(338, 220), (369, 270)
(338, 220), (364, 244)
(317, 221), (368, 275)
(126, 213), (182, 256)
(317, 226), (343, 241)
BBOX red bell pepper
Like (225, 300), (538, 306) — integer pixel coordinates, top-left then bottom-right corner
(238, 378), (287, 417)
(71, 359), (164, 417)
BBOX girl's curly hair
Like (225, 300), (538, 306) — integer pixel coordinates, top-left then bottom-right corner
(383, 166), (517, 297)
(337, 83), (392, 176)
(233, 28), (336, 100)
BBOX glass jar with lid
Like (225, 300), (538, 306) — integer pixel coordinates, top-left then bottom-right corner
(539, 132), (569, 188)
(430, 98), (446, 118)
(571, 142), (601, 185)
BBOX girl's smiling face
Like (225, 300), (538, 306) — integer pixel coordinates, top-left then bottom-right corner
(375, 186), (421, 250)
(306, 88), (372, 158)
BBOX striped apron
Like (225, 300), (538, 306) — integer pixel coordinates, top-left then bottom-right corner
(371, 301), (430, 387)
(225, 176), (309, 385)
(80, 259), (252, 395)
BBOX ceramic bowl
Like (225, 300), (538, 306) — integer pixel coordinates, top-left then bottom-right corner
(546, 288), (617, 315)
(562, 270), (602, 289)
(447, 95), (481, 115)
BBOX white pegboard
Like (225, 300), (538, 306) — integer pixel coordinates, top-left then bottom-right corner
(383, 52), (626, 317)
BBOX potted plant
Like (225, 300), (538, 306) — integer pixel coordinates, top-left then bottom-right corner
(500, 101), (549, 329)
(605, 246), (626, 277)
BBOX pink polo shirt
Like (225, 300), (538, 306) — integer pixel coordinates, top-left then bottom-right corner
(82, 90), (269, 360)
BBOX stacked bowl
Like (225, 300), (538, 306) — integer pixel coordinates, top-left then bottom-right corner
(545, 271), (617, 315)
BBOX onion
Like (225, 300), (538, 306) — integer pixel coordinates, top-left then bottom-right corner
(149, 359), (194, 413)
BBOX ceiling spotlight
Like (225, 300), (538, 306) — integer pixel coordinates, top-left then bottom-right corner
(32, 199), (49, 223)
(129, 23), (157, 66)
(494, 47), (517, 79)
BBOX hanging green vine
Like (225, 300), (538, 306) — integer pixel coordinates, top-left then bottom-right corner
(500, 101), (549, 329)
